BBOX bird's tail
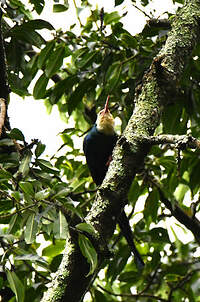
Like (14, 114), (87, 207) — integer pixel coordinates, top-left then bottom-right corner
(118, 210), (144, 270)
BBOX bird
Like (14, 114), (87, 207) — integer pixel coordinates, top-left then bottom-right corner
(83, 96), (144, 270)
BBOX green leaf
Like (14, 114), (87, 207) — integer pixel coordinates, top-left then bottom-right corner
(9, 128), (25, 141)
(49, 75), (78, 105)
(10, 26), (45, 47)
(33, 73), (49, 99)
(105, 62), (122, 92)
(144, 190), (159, 228)
(35, 141), (46, 157)
(78, 233), (98, 276)
(24, 213), (38, 244)
(115, 0), (124, 5)
(76, 223), (96, 236)
(76, 50), (98, 69)
(38, 40), (55, 69)
(29, 0), (45, 14)
(45, 45), (65, 78)
(121, 33), (138, 49)
(36, 159), (59, 174)
(0, 168), (13, 180)
(174, 184), (190, 203)
(7, 214), (18, 234)
(42, 240), (65, 257)
(15, 254), (47, 265)
(23, 19), (54, 31)
(104, 12), (120, 25)
(53, 210), (68, 239)
(6, 270), (25, 302)
(164, 274), (182, 282)
(35, 189), (50, 201)
(68, 79), (96, 115)
(18, 151), (32, 177)
(11, 191), (21, 202)
(53, 4), (69, 12)
(19, 181), (34, 196)
(149, 227), (170, 243)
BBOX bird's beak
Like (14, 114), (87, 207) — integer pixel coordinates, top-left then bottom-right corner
(103, 95), (110, 114)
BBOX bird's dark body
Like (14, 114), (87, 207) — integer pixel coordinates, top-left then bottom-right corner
(83, 123), (144, 269)
(83, 124), (118, 185)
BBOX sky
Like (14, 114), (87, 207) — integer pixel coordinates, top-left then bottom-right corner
(7, 0), (179, 156)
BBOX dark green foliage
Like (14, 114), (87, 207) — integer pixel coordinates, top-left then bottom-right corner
(1, 1), (200, 301)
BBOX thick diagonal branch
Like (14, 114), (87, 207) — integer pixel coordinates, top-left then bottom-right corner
(42, 1), (200, 301)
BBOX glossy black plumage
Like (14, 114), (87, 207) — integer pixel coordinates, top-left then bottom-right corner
(83, 106), (144, 270)
(83, 124), (118, 185)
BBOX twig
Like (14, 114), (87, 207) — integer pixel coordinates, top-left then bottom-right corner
(97, 284), (168, 302)
(131, 3), (151, 19)
(73, 0), (83, 28)
(0, 98), (6, 136)
(0, 204), (36, 219)
(139, 265), (160, 294)
(168, 269), (200, 301)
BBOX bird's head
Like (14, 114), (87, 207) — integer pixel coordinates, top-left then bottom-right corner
(96, 96), (115, 135)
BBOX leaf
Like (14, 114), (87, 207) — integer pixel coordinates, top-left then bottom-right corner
(36, 159), (59, 174)
(29, 0), (45, 14)
(121, 33), (138, 49)
(53, 210), (68, 239)
(104, 12), (120, 25)
(76, 50), (98, 69)
(164, 274), (182, 282)
(53, 4), (69, 12)
(22, 19), (54, 31)
(35, 189), (50, 201)
(42, 240), (65, 257)
(9, 128), (25, 141)
(18, 151), (32, 177)
(115, 0), (124, 5)
(68, 79), (96, 115)
(78, 233), (98, 276)
(105, 62), (122, 92)
(76, 223), (96, 236)
(38, 40), (55, 69)
(10, 26), (45, 47)
(6, 270), (25, 302)
(174, 184), (190, 203)
(11, 191), (21, 202)
(15, 254), (47, 265)
(24, 213), (38, 244)
(35, 141), (46, 158)
(149, 227), (170, 243)
(0, 168), (13, 180)
(49, 75), (78, 105)
(45, 45), (65, 78)
(19, 181), (34, 196)
(7, 214), (18, 234)
(144, 190), (159, 228)
(33, 73), (49, 99)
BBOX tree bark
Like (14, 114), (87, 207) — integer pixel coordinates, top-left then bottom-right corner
(41, 1), (200, 301)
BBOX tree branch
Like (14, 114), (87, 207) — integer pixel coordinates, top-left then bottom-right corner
(97, 284), (168, 302)
(41, 1), (200, 301)
(148, 134), (200, 150)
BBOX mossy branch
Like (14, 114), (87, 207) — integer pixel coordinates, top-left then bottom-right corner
(41, 1), (200, 301)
